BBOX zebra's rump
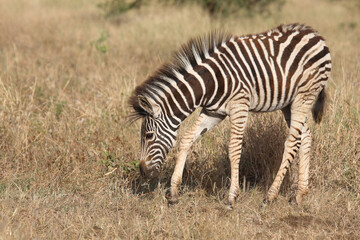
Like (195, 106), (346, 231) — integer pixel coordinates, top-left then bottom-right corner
(228, 24), (331, 113)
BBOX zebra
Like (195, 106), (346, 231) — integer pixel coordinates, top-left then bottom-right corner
(129, 23), (331, 209)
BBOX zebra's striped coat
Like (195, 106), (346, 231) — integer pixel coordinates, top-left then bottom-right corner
(129, 24), (331, 208)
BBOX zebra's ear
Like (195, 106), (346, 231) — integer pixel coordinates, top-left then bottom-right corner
(137, 95), (161, 118)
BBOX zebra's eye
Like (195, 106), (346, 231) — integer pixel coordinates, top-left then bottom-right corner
(145, 132), (154, 140)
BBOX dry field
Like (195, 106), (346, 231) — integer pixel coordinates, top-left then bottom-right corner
(0, 0), (359, 239)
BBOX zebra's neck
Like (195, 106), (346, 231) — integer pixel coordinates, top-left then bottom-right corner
(151, 56), (230, 129)
(147, 71), (205, 130)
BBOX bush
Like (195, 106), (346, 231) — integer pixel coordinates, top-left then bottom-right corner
(177, 0), (283, 16)
(98, 0), (142, 17)
(98, 0), (284, 17)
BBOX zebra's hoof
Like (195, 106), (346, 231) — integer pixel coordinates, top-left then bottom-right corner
(167, 197), (179, 205)
(166, 190), (179, 205)
(225, 203), (233, 211)
(225, 198), (235, 210)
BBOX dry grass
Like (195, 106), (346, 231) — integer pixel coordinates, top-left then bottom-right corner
(0, 0), (359, 239)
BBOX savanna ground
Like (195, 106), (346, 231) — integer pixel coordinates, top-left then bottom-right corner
(0, 0), (359, 239)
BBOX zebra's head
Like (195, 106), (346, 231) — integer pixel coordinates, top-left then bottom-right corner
(134, 95), (176, 179)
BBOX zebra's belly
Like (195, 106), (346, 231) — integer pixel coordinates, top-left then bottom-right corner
(250, 97), (294, 112)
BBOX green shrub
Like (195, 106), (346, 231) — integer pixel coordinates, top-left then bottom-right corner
(98, 0), (142, 17)
(98, 0), (284, 17)
(175, 0), (283, 16)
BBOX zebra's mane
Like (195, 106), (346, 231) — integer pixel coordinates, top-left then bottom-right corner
(129, 31), (232, 120)
(273, 23), (316, 35)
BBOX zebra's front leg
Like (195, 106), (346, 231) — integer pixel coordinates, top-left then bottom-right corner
(227, 100), (249, 209)
(168, 110), (225, 204)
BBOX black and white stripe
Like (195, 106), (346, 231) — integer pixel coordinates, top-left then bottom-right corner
(130, 23), (331, 207)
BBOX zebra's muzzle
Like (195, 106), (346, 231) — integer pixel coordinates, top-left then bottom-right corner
(139, 160), (148, 178)
(139, 159), (160, 179)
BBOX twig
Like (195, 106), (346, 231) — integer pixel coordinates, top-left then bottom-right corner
(136, 192), (154, 199)
(104, 167), (117, 176)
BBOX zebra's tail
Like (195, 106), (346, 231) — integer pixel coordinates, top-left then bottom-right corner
(312, 88), (327, 124)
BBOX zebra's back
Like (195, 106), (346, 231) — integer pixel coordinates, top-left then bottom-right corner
(205, 24), (331, 114)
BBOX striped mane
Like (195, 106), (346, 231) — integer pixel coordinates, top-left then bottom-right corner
(129, 31), (232, 119)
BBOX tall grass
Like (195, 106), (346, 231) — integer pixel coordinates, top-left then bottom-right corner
(0, 0), (359, 238)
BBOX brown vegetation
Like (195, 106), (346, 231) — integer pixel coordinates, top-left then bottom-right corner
(0, 0), (359, 239)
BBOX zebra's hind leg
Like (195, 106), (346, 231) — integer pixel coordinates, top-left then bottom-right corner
(265, 95), (314, 204)
(295, 122), (311, 204)
(168, 109), (225, 204)
(282, 106), (311, 205)
(227, 98), (250, 210)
